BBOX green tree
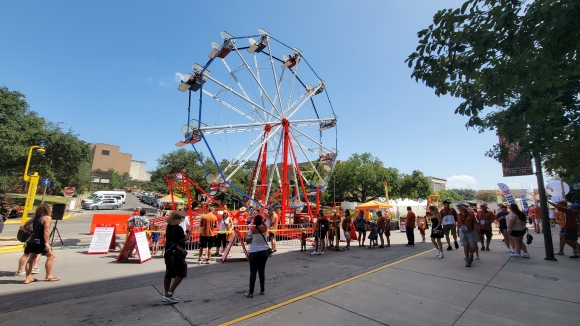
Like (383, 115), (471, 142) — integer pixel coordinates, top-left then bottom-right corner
(399, 170), (433, 201)
(438, 189), (463, 203)
(450, 188), (476, 200)
(406, 0), (580, 170)
(0, 86), (92, 192)
(474, 190), (498, 203)
(327, 153), (395, 202)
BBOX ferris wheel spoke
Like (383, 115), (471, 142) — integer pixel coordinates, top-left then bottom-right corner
(202, 89), (260, 124)
(286, 85), (323, 120)
(222, 125), (282, 183)
(219, 58), (261, 119)
(289, 131), (324, 182)
(219, 131), (269, 178)
(231, 45), (283, 117)
(205, 74), (279, 121)
(292, 127), (335, 154)
(263, 41), (286, 118)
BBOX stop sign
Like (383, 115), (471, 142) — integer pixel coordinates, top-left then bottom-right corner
(63, 187), (75, 197)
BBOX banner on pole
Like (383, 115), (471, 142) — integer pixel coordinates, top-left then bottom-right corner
(519, 190), (529, 212)
(498, 183), (517, 205)
(498, 136), (533, 177)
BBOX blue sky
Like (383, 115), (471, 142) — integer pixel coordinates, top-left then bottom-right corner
(0, 0), (538, 191)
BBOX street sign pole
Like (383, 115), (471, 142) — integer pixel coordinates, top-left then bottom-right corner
(41, 184), (47, 203)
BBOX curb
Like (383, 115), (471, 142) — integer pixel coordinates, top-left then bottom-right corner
(5, 214), (73, 225)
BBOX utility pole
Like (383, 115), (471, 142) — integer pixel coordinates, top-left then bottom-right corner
(535, 156), (556, 261)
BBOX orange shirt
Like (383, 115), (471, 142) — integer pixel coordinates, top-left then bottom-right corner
(341, 217), (351, 231)
(478, 211), (495, 230)
(406, 211), (416, 228)
(556, 211), (565, 228)
(457, 211), (476, 232)
(330, 214), (340, 227)
(200, 213), (217, 237)
(376, 216), (387, 229)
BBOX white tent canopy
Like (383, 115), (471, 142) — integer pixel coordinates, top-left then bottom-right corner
(389, 198), (427, 216)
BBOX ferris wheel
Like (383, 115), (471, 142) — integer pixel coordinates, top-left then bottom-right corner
(175, 28), (338, 217)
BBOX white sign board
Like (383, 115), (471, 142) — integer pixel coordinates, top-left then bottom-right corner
(69, 200), (76, 210)
(134, 231), (152, 263)
(87, 227), (115, 254)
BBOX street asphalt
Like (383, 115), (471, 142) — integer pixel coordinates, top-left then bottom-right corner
(0, 195), (578, 325)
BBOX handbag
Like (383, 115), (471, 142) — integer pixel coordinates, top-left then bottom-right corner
(17, 228), (31, 243)
(256, 226), (274, 255)
(526, 228), (533, 245)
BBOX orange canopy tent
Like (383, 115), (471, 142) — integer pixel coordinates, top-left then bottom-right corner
(355, 200), (393, 219)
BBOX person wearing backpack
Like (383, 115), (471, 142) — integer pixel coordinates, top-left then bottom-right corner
(245, 215), (271, 298)
(355, 210), (368, 247)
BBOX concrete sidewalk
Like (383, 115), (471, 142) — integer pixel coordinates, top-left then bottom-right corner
(221, 227), (580, 326)
(1, 224), (578, 326)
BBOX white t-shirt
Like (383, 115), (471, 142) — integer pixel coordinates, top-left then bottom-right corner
(219, 217), (231, 231)
(179, 217), (190, 233)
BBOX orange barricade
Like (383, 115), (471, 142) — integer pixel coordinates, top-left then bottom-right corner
(90, 214), (131, 235)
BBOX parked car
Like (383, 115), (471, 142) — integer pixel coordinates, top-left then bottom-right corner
(82, 199), (120, 210)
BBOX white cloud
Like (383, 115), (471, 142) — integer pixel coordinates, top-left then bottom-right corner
(446, 175), (477, 189)
(174, 72), (184, 83)
(146, 77), (153, 82)
(159, 81), (165, 86)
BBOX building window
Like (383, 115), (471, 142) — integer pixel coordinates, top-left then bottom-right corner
(101, 150), (110, 156)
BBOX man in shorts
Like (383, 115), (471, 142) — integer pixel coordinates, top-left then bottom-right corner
(478, 204), (495, 251)
(549, 200), (579, 259)
(456, 203), (477, 267)
(198, 207), (217, 264)
(312, 212), (329, 255)
(163, 211), (187, 303)
(440, 201), (459, 250)
(328, 210), (340, 249)
(341, 211), (352, 249)
(268, 207), (279, 252)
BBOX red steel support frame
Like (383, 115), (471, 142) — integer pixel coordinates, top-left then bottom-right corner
(281, 119), (290, 225)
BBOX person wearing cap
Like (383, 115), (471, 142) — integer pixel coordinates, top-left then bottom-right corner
(237, 207), (248, 226)
(440, 201), (459, 251)
(549, 200), (580, 258)
(162, 210), (187, 304)
(456, 203), (477, 267)
(478, 204), (495, 251)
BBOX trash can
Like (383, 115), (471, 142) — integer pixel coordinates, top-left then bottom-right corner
(390, 220), (399, 231)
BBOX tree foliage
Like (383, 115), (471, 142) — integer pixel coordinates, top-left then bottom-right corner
(406, 0), (580, 171)
(438, 189), (464, 203)
(326, 153), (433, 202)
(474, 190), (498, 202)
(0, 86), (92, 192)
(449, 188), (476, 200)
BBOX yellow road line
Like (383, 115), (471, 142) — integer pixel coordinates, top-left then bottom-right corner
(219, 249), (434, 326)
(0, 245), (23, 253)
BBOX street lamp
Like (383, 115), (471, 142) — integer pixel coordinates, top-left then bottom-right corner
(20, 142), (46, 225)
